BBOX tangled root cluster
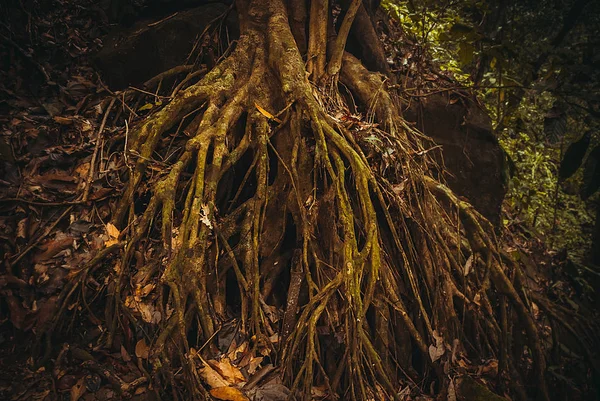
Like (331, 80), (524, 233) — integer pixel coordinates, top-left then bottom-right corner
(42, 1), (555, 400)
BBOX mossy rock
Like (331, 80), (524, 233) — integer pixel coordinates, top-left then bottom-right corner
(457, 376), (508, 401)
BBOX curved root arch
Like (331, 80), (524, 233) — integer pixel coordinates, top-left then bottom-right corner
(47, 1), (550, 400)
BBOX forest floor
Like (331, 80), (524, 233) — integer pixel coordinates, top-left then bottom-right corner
(1, 1), (599, 401)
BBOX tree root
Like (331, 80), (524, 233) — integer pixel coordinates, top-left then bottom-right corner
(41, 1), (561, 400)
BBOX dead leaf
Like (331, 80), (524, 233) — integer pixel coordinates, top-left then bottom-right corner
(254, 102), (282, 123)
(311, 385), (327, 398)
(200, 362), (229, 389)
(447, 378), (456, 401)
(34, 173), (78, 189)
(392, 179), (407, 195)
(33, 233), (74, 263)
(135, 339), (149, 359)
(138, 302), (162, 324)
(70, 377), (86, 401)
(54, 116), (74, 125)
(138, 283), (155, 298)
(463, 254), (474, 276)
(134, 387), (147, 395)
(247, 382), (290, 401)
(35, 296), (58, 331)
(428, 330), (445, 362)
(472, 293), (481, 306)
(208, 357), (245, 384)
(248, 356), (263, 375)
(478, 359), (498, 377)
(121, 345), (132, 362)
(210, 386), (249, 401)
(73, 162), (90, 180)
(105, 223), (120, 247)
(228, 341), (248, 361)
(80, 119), (93, 132)
(261, 301), (279, 323)
(106, 223), (119, 239)
(200, 204), (213, 229)
(17, 217), (28, 240)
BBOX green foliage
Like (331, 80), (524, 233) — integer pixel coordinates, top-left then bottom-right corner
(500, 120), (593, 259)
(559, 131), (591, 179)
(381, 0), (475, 83)
(383, 0), (600, 261)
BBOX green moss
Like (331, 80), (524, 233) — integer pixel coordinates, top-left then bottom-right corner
(457, 376), (507, 401)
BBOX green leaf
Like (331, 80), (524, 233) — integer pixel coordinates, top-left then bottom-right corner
(581, 145), (600, 199)
(559, 131), (591, 179)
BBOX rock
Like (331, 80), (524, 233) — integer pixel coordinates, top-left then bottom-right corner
(94, 3), (231, 89)
(456, 375), (508, 401)
(403, 93), (507, 225)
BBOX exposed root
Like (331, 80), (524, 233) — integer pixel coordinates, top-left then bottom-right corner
(41, 1), (560, 400)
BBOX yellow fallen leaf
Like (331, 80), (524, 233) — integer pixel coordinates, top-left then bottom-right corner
(138, 103), (154, 111)
(210, 387), (249, 401)
(106, 223), (120, 239)
(254, 102), (281, 123)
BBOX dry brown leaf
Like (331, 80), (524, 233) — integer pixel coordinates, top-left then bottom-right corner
(208, 357), (246, 384)
(139, 283), (155, 297)
(105, 223), (120, 247)
(463, 254), (474, 276)
(228, 341), (248, 361)
(478, 359), (499, 377)
(106, 223), (119, 239)
(210, 386), (249, 401)
(472, 293), (481, 306)
(247, 356), (263, 375)
(70, 377), (86, 401)
(54, 116), (74, 125)
(134, 387), (147, 395)
(392, 179), (407, 195)
(121, 345), (132, 362)
(447, 378), (457, 401)
(135, 339), (149, 359)
(33, 234), (74, 263)
(138, 302), (162, 324)
(428, 330), (445, 362)
(247, 382), (290, 401)
(200, 363), (230, 389)
(311, 385), (327, 398)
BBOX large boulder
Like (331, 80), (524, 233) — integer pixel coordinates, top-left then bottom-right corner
(94, 3), (231, 89)
(403, 93), (507, 225)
